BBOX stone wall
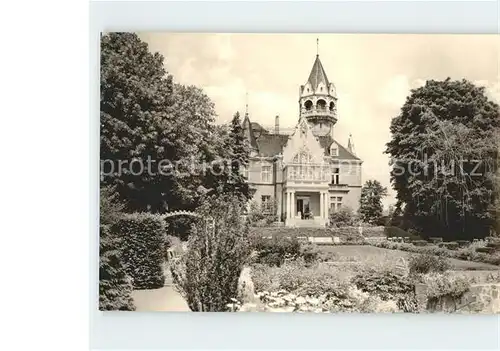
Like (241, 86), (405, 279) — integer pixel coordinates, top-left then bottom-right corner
(415, 283), (500, 314)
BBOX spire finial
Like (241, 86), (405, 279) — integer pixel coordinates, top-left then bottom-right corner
(316, 38), (319, 56)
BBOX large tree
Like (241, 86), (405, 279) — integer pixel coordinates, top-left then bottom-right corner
(223, 112), (251, 201)
(385, 78), (499, 239)
(100, 33), (230, 213)
(359, 180), (388, 224)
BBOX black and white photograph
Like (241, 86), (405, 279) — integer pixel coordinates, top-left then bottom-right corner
(99, 32), (500, 313)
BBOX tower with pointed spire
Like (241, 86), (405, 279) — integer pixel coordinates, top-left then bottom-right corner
(238, 40), (362, 227)
(299, 39), (338, 138)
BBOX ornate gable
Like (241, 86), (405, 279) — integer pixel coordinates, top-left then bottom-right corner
(282, 117), (325, 164)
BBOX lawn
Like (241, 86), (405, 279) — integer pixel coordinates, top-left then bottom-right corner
(319, 245), (500, 271)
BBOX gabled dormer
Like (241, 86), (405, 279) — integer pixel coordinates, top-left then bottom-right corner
(282, 117), (325, 164)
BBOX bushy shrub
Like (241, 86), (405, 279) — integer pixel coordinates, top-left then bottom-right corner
(171, 195), (251, 312)
(253, 236), (301, 267)
(408, 253), (450, 274)
(329, 206), (357, 228)
(423, 273), (470, 312)
(412, 240), (428, 247)
(99, 225), (135, 311)
(113, 213), (166, 289)
(100, 185), (125, 226)
(247, 199), (278, 227)
(299, 244), (320, 266)
(352, 267), (415, 301)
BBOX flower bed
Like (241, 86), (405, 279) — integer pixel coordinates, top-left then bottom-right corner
(230, 287), (399, 313)
(248, 259), (413, 313)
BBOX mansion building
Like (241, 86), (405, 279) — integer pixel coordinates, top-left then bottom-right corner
(242, 53), (363, 227)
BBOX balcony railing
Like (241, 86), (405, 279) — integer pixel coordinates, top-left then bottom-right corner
(284, 164), (330, 182)
(329, 183), (349, 191)
(301, 108), (335, 117)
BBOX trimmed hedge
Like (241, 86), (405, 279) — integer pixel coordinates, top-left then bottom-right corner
(249, 226), (384, 239)
(99, 225), (135, 311)
(113, 213), (166, 289)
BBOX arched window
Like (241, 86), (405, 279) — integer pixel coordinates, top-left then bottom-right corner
(293, 148), (313, 164)
(329, 101), (335, 111)
(304, 100), (313, 111)
(317, 99), (326, 111)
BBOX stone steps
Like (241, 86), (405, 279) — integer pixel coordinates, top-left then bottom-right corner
(294, 219), (324, 228)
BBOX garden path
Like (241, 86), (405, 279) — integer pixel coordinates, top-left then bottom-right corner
(132, 287), (190, 311)
(132, 262), (190, 311)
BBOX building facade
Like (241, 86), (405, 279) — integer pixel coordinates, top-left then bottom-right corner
(242, 54), (363, 227)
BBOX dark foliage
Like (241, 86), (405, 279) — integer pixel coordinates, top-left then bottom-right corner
(353, 268), (415, 301)
(329, 206), (357, 227)
(112, 213), (166, 289)
(99, 225), (135, 311)
(408, 253), (450, 274)
(100, 185), (125, 226)
(171, 195), (251, 311)
(223, 112), (251, 201)
(359, 180), (388, 224)
(385, 79), (500, 240)
(100, 33), (232, 213)
(253, 236), (301, 267)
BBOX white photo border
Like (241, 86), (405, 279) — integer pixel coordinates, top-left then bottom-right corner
(90, 1), (500, 350)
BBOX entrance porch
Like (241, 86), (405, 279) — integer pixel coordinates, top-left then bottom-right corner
(284, 190), (329, 227)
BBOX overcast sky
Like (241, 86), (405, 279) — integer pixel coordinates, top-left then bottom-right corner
(139, 33), (499, 209)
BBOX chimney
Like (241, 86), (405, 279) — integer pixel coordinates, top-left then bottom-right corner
(275, 115), (280, 134)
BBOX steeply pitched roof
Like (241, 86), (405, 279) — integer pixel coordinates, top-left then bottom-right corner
(317, 135), (360, 160)
(242, 114), (258, 151)
(253, 132), (359, 161)
(250, 122), (268, 136)
(256, 134), (289, 157)
(306, 55), (330, 90)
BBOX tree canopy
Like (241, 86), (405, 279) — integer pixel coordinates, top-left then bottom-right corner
(385, 78), (499, 239)
(359, 180), (388, 224)
(100, 33), (234, 213)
